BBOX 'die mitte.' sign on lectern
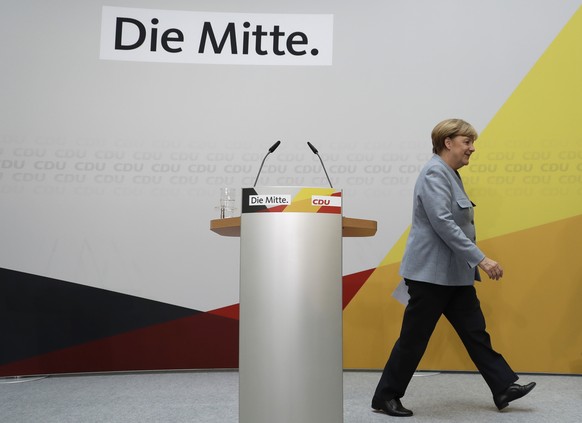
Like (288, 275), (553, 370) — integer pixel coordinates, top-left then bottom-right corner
(211, 186), (376, 423)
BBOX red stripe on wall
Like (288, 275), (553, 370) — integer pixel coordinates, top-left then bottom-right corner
(0, 312), (239, 377)
(343, 268), (375, 309)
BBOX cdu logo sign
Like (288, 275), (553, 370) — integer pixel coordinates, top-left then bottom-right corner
(100, 6), (334, 66)
(311, 195), (341, 208)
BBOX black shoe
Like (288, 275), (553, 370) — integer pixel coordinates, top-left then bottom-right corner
(493, 382), (536, 410)
(372, 396), (413, 417)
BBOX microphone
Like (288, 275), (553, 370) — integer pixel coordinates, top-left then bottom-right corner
(307, 142), (333, 188)
(253, 140), (281, 187)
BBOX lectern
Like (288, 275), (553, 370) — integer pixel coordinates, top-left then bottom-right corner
(210, 187), (376, 423)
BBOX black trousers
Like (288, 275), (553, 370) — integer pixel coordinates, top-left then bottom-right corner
(374, 279), (518, 400)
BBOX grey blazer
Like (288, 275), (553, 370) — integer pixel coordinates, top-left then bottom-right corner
(399, 155), (485, 286)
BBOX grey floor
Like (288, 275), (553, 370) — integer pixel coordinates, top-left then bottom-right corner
(1, 371), (580, 423)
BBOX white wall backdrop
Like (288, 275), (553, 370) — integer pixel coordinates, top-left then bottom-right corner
(1, 0), (580, 311)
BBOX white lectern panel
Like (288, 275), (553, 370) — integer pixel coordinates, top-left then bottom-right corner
(239, 187), (343, 423)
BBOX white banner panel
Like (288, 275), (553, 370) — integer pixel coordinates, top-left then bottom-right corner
(100, 6), (334, 66)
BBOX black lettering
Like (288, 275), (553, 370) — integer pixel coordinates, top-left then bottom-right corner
(287, 32), (308, 56)
(242, 22), (251, 54)
(161, 29), (184, 53)
(253, 25), (268, 55)
(115, 17), (146, 50)
(270, 26), (285, 56)
(199, 22), (237, 54)
(150, 19), (159, 51)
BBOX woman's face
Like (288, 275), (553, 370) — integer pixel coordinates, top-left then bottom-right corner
(444, 135), (476, 169)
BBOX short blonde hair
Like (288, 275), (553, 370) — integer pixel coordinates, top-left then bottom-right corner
(431, 119), (478, 154)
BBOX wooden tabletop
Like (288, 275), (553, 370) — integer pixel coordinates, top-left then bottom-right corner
(210, 216), (377, 237)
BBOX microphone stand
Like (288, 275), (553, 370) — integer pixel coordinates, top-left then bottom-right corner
(253, 140), (281, 187)
(307, 142), (333, 188)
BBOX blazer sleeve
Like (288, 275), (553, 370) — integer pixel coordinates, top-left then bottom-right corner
(418, 166), (485, 268)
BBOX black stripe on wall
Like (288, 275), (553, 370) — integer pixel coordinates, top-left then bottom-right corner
(0, 267), (200, 366)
